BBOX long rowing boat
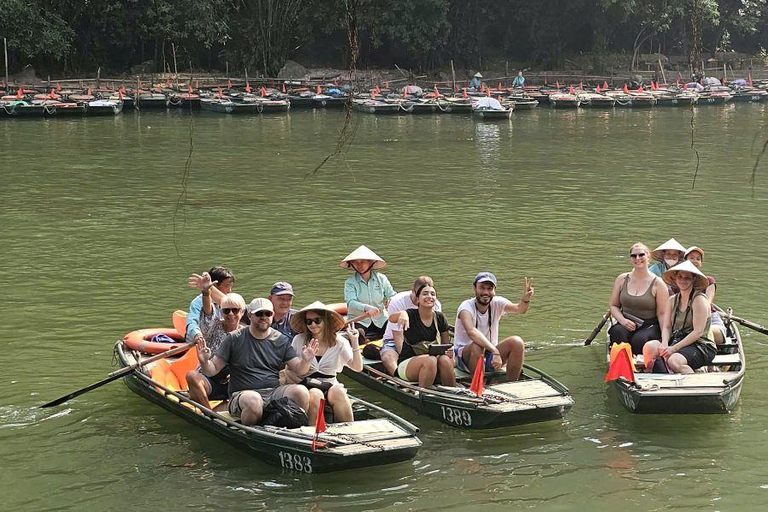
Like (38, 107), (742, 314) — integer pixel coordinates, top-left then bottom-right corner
(343, 358), (573, 428)
(115, 339), (421, 473)
(608, 317), (745, 414)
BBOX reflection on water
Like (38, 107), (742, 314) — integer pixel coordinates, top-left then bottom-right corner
(2, 105), (768, 509)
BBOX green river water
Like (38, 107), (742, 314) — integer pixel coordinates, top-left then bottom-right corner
(2, 104), (768, 510)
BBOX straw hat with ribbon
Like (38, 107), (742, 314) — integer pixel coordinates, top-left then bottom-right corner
(662, 260), (709, 290)
(290, 301), (346, 334)
(339, 245), (387, 270)
(651, 238), (686, 261)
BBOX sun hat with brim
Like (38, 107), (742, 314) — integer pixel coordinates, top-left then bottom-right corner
(662, 261), (709, 290)
(290, 301), (346, 334)
(340, 245), (387, 270)
(651, 238), (686, 261)
(684, 246), (705, 260)
(474, 72), (483, 78)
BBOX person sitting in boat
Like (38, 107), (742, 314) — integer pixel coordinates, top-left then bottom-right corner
(380, 276), (442, 376)
(196, 298), (315, 426)
(283, 302), (363, 424)
(648, 238), (686, 278)
(642, 261), (717, 373)
(512, 71), (525, 88)
(469, 72), (483, 90)
(268, 281), (299, 338)
(609, 243), (669, 355)
(453, 272), (534, 382)
(186, 274), (245, 410)
(342, 245), (396, 341)
(684, 246), (726, 345)
(185, 266), (234, 343)
(394, 283), (455, 387)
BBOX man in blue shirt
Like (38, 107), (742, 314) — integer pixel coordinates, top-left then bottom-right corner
(186, 266), (235, 343)
(269, 281), (299, 338)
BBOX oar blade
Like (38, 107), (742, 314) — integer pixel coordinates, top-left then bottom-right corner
(39, 372), (126, 408)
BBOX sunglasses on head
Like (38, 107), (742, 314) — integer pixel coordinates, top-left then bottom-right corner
(629, 253), (647, 259)
(251, 310), (273, 317)
(222, 308), (241, 315)
(305, 317), (323, 326)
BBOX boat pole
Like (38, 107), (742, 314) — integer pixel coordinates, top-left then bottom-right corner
(3, 37), (9, 87)
(450, 59), (456, 91)
(172, 42), (179, 89)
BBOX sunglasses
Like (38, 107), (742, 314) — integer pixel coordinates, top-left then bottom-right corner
(251, 311), (273, 317)
(305, 317), (323, 326)
(629, 253), (647, 259)
(222, 308), (241, 315)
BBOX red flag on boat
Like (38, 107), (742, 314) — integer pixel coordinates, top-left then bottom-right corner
(227, 79), (232, 89)
(316, 85), (322, 94)
(56, 83), (62, 92)
(749, 73), (753, 87)
(15, 88), (23, 99)
(462, 88), (468, 99)
(596, 84), (601, 93)
(188, 84), (193, 93)
(217, 85), (223, 98)
(281, 83), (286, 93)
(375, 85), (380, 94)
(544, 76), (548, 85)
(119, 89), (124, 100)
(260, 86), (267, 97)
(605, 343), (635, 383)
(486, 88), (491, 97)
(683, 83), (688, 90)
(384, 82), (389, 89)
(579, 81), (583, 90)
(405, 85), (410, 96)
(638, 86), (644, 93)
(469, 357), (484, 396)
(498, 82), (502, 90)
(371, 90), (377, 99)
(311, 398), (327, 452)
(434, 84), (439, 97)
(569, 85), (574, 94)
(333, 80), (338, 87)
(623, 84), (628, 93)
(603, 81), (609, 89)
(87, 87), (92, 96)
(555, 81), (560, 89)
(245, 82), (251, 93)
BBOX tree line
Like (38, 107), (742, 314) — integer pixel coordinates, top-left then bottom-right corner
(1, 0), (766, 78)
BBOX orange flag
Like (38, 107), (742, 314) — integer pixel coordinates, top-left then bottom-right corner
(555, 81), (560, 89)
(579, 81), (583, 90)
(311, 398), (327, 452)
(596, 84), (601, 93)
(605, 343), (636, 383)
(56, 83), (62, 92)
(462, 88), (468, 99)
(87, 87), (92, 96)
(15, 87), (23, 99)
(316, 85), (322, 94)
(49, 89), (56, 99)
(623, 84), (628, 93)
(384, 82), (389, 89)
(434, 84), (439, 97)
(245, 82), (251, 93)
(486, 88), (491, 97)
(281, 83), (286, 93)
(119, 89), (124, 100)
(217, 85), (223, 98)
(188, 84), (193, 93)
(469, 357), (484, 396)
(683, 83), (688, 90)
(260, 86), (266, 97)
(638, 86), (644, 93)
(749, 73), (753, 87)
(603, 81), (609, 89)
(227, 79), (232, 89)
(569, 85), (574, 94)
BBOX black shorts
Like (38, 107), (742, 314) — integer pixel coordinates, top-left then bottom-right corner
(201, 373), (229, 400)
(674, 343), (716, 370)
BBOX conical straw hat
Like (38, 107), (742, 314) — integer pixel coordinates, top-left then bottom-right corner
(662, 260), (709, 290)
(340, 245), (387, 270)
(651, 238), (686, 261)
(290, 301), (346, 334)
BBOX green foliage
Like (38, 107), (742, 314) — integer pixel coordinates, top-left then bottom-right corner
(0, 0), (74, 60)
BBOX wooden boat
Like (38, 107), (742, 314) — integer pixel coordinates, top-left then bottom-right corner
(697, 87), (732, 105)
(608, 318), (745, 414)
(135, 92), (169, 109)
(85, 99), (124, 116)
(604, 91), (633, 107)
(242, 97), (290, 113)
(114, 339), (421, 473)
(287, 91), (315, 108)
(472, 97), (513, 119)
(627, 92), (657, 107)
(507, 96), (539, 109)
(351, 98), (402, 114)
(729, 87), (768, 102)
(652, 89), (696, 107)
(577, 92), (615, 108)
(200, 97), (259, 114)
(3, 100), (45, 117)
(167, 92), (201, 109)
(38, 100), (86, 117)
(439, 97), (473, 113)
(548, 93), (580, 108)
(343, 359), (572, 428)
(406, 98), (440, 114)
(313, 93), (348, 108)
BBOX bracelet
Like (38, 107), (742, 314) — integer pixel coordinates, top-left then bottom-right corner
(352, 348), (362, 353)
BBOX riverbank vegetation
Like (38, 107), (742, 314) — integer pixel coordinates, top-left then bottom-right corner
(2, 1), (768, 77)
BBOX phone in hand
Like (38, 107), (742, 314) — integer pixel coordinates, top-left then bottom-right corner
(428, 344), (453, 356)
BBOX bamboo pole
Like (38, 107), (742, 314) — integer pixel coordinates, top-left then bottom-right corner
(172, 42), (178, 89)
(658, 55), (667, 85)
(3, 37), (8, 87)
(450, 59), (456, 91)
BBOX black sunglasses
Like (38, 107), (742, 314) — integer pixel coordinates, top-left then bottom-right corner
(629, 253), (647, 259)
(252, 311), (273, 317)
(222, 308), (241, 315)
(305, 317), (323, 326)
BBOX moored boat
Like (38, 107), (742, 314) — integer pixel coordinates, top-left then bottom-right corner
(472, 97), (512, 119)
(627, 92), (657, 107)
(406, 98), (440, 114)
(343, 360), (573, 428)
(85, 99), (124, 116)
(439, 97), (473, 113)
(135, 92), (169, 109)
(549, 93), (580, 109)
(3, 100), (45, 117)
(608, 318), (745, 414)
(38, 100), (86, 117)
(351, 98), (402, 114)
(200, 97), (259, 114)
(167, 92), (201, 109)
(114, 338), (421, 473)
(577, 92), (615, 108)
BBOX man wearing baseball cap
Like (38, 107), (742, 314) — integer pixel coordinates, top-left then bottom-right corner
(197, 297), (317, 426)
(269, 282), (299, 338)
(453, 272), (534, 382)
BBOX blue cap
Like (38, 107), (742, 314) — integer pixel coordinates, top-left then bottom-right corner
(270, 282), (295, 296)
(474, 272), (498, 286)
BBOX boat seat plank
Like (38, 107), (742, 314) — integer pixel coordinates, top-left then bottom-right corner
(633, 353), (741, 366)
(488, 380), (562, 399)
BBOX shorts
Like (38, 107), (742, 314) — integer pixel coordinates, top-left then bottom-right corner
(380, 338), (397, 355)
(201, 373), (229, 401)
(711, 312), (727, 338)
(357, 322), (386, 340)
(675, 343), (716, 370)
(454, 346), (494, 373)
(396, 357), (413, 380)
(228, 385), (290, 417)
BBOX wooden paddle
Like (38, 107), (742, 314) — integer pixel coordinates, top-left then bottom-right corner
(713, 304), (768, 336)
(584, 310), (611, 345)
(40, 341), (194, 408)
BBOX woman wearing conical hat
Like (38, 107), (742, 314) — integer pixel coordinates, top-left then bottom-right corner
(285, 302), (362, 424)
(684, 246), (726, 345)
(648, 238), (686, 277)
(341, 245), (396, 341)
(642, 261), (717, 373)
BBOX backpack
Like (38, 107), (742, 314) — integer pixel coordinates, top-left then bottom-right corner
(261, 397), (308, 428)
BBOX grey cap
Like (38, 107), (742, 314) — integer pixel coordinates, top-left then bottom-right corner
(270, 281), (295, 296)
(474, 271), (498, 286)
